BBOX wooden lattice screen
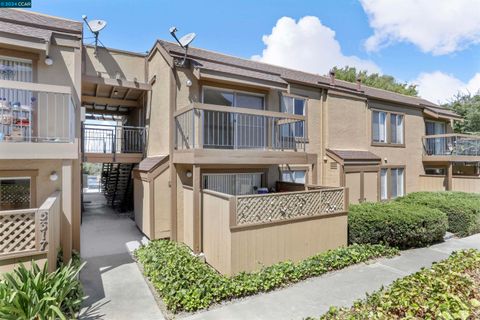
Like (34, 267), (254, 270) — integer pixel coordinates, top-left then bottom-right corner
(0, 210), (36, 255)
(0, 180), (30, 210)
(235, 188), (345, 226)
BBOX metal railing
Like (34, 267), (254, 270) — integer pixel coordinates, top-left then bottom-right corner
(174, 103), (306, 151)
(423, 134), (480, 156)
(0, 80), (76, 143)
(82, 123), (145, 154)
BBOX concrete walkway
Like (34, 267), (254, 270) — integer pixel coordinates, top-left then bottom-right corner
(78, 193), (164, 320)
(181, 234), (480, 320)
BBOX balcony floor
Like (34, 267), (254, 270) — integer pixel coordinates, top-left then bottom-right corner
(173, 149), (316, 165)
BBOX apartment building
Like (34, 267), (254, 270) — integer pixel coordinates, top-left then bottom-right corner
(0, 9), (476, 275)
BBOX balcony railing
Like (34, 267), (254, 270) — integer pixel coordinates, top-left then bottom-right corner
(423, 134), (480, 157)
(0, 80), (75, 143)
(174, 103), (307, 152)
(82, 123), (145, 154)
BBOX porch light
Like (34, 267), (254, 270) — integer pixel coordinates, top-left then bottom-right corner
(49, 171), (58, 182)
(186, 79), (192, 87)
(186, 170), (193, 178)
(44, 56), (53, 66)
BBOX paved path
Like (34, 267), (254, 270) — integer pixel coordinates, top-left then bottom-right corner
(78, 193), (164, 320)
(181, 234), (480, 320)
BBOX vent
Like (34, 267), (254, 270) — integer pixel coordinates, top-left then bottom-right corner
(330, 162), (338, 170)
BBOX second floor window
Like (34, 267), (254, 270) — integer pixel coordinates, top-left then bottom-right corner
(281, 96), (306, 138)
(203, 87), (264, 110)
(372, 110), (404, 145)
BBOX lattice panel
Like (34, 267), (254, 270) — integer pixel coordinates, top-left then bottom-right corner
(236, 189), (345, 225)
(0, 212), (36, 254)
(0, 182), (30, 210)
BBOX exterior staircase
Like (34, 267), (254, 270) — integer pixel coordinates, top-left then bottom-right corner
(101, 163), (134, 212)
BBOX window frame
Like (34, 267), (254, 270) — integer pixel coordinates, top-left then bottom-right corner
(280, 93), (308, 139)
(371, 108), (406, 147)
(378, 166), (406, 201)
(0, 169), (38, 210)
(201, 85), (266, 110)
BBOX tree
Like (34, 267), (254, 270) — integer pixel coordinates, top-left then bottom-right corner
(443, 93), (480, 134)
(331, 66), (418, 97)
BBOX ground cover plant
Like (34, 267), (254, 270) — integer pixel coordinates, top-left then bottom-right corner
(319, 249), (480, 319)
(397, 192), (480, 237)
(135, 240), (398, 313)
(348, 201), (448, 249)
(0, 260), (84, 320)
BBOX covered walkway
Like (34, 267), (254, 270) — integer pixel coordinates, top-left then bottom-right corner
(78, 193), (164, 320)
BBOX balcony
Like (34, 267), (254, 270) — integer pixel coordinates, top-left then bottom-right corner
(173, 103), (313, 165)
(423, 134), (480, 162)
(82, 123), (145, 163)
(0, 80), (78, 159)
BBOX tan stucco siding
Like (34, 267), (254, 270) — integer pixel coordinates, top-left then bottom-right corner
(153, 167), (171, 238)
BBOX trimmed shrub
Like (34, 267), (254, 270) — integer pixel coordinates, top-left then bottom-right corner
(135, 240), (398, 312)
(0, 260), (84, 319)
(320, 249), (480, 319)
(349, 201), (448, 249)
(397, 192), (480, 237)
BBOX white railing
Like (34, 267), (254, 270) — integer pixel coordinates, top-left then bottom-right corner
(0, 80), (76, 143)
(174, 103), (307, 152)
(0, 191), (60, 272)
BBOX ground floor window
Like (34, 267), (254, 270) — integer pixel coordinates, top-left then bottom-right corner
(281, 170), (306, 184)
(203, 172), (264, 196)
(380, 167), (405, 200)
(0, 177), (31, 210)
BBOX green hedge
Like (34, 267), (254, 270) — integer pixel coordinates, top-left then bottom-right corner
(0, 260), (84, 319)
(349, 202), (448, 249)
(396, 192), (480, 237)
(320, 249), (480, 319)
(135, 240), (398, 312)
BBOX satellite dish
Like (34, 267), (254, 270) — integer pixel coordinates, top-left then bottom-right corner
(88, 19), (107, 33)
(179, 33), (196, 48)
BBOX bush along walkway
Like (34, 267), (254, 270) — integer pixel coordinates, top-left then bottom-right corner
(174, 233), (480, 320)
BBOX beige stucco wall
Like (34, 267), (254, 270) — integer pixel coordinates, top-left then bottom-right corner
(83, 46), (146, 82)
(0, 160), (62, 207)
(134, 179), (150, 238)
(325, 93), (427, 195)
(153, 167), (171, 238)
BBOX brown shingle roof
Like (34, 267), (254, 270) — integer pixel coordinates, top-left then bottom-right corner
(157, 40), (460, 115)
(0, 9), (82, 33)
(0, 20), (53, 41)
(135, 156), (168, 173)
(327, 149), (381, 162)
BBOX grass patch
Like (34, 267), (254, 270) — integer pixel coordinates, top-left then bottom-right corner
(349, 201), (448, 249)
(396, 192), (480, 237)
(135, 240), (398, 313)
(319, 249), (480, 319)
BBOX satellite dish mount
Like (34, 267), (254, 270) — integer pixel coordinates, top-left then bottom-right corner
(169, 27), (196, 67)
(82, 15), (108, 57)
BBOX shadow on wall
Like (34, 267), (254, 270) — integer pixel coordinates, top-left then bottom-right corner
(83, 47), (128, 81)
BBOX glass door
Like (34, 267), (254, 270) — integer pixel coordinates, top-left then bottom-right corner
(426, 121), (446, 155)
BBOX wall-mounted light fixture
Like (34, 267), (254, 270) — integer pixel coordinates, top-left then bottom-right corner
(186, 170), (192, 178)
(384, 157), (388, 163)
(45, 40), (53, 66)
(44, 56), (53, 66)
(49, 171), (59, 182)
(186, 79), (192, 87)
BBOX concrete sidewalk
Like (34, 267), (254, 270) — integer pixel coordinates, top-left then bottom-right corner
(181, 234), (480, 320)
(78, 193), (164, 320)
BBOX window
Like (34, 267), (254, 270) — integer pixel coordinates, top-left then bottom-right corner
(203, 173), (264, 196)
(390, 113), (404, 144)
(281, 170), (306, 184)
(203, 87), (264, 110)
(0, 177), (31, 210)
(372, 111), (387, 143)
(425, 167), (446, 175)
(380, 167), (405, 200)
(281, 96), (306, 138)
(372, 110), (404, 145)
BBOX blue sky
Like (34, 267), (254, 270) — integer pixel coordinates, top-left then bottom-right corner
(28, 0), (480, 103)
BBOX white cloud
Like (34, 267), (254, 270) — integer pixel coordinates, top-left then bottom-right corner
(414, 71), (480, 103)
(361, 0), (480, 55)
(252, 16), (380, 75)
